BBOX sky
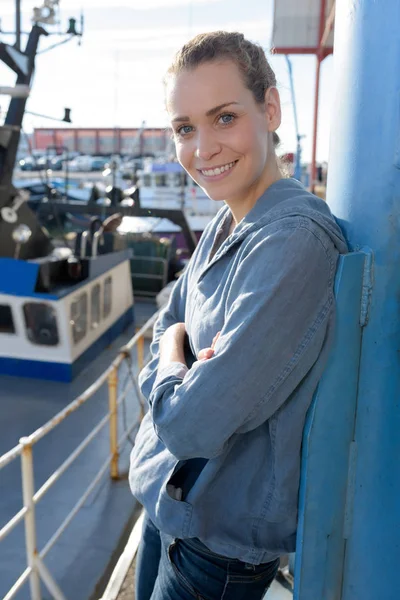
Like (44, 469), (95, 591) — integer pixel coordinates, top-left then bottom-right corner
(0, 0), (334, 163)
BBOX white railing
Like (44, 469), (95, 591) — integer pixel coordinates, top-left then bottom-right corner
(0, 310), (160, 600)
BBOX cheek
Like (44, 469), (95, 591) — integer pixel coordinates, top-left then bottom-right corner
(175, 141), (193, 171)
(231, 121), (265, 158)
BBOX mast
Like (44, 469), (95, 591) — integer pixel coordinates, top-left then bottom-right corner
(15, 0), (21, 50)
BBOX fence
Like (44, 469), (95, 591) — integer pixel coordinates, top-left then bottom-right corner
(0, 310), (160, 600)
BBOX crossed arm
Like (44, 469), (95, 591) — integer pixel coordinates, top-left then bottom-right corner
(144, 226), (334, 461)
(158, 323), (219, 370)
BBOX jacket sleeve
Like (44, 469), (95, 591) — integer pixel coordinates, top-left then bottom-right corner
(148, 224), (337, 460)
(138, 270), (189, 401)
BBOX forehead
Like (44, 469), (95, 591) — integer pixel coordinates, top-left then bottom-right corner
(166, 60), (250, 117)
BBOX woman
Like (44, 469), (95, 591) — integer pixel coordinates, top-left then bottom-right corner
(129, 31), (347, 600)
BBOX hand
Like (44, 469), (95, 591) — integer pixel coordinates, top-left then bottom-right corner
(198, 332), (220, 361)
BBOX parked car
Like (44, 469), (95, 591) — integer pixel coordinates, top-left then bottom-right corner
(18, 156), (38, 171)
(48, 157), (65, 171)
(67, 155), (94, 171)
(91, 157), (109, 171)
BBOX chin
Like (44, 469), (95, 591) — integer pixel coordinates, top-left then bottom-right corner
(203, 183), (240, 203)
(197, 186), (225, 202)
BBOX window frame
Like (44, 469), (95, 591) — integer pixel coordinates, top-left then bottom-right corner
(70, 292), (88, 345)
(90, 283), (101, 330)
(23, 302), (60, 346)
(103, 276), (112, 320)
(0, 304), (16, 335)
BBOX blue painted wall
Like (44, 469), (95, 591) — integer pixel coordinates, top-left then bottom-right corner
(326, 1), (400, 598)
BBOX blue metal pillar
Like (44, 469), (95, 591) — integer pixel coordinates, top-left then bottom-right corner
(326, 1), (400, 598)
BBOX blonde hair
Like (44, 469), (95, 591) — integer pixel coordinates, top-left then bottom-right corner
(165, 31), (280, 147)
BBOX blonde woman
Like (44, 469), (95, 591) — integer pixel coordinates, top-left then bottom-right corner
(130, 31), (347, 600)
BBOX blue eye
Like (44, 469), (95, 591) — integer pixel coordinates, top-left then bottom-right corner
(176, 125), (193, 136)
(219, 113), (235, 125)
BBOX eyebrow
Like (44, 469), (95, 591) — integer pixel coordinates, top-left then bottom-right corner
(171, 102), (240, 123)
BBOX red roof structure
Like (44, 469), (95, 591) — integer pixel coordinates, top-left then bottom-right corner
(272, 0), (336, 190)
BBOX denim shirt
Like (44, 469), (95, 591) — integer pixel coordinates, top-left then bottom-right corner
(129, 178), (347, 565)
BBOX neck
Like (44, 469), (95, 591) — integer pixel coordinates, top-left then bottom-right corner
(226, 159), (283, 225)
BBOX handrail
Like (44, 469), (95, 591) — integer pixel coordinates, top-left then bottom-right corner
(79, 230), (89, 257)
(0, 307), (161, 600)
(0, 507), (27, 542)
(92, 229), (103, 257)
(33, 412), (110, 504)
(0, 443), (22, 469)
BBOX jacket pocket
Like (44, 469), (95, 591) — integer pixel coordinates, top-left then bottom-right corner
(129, 415), (193, 539)
(156, 461), (193, 538)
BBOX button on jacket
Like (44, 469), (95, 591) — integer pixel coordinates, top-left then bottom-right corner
(129, 178), (348, 565)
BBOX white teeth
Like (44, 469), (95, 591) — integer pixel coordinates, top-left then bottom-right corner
(201, 161), (235, 177)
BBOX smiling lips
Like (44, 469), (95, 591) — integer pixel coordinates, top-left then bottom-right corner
(198, 160), (238, 178)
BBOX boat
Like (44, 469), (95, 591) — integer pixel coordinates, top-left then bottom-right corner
(0, 5), (157, 599)
(0, 9), (137, 383)
(0, 245), (134, 382)
(13, 159), (217, 298)
(13, 177), (101, 206)
(134, 158), (222, 216)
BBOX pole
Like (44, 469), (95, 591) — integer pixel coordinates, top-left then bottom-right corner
(310, 56), (321, 192)
(108, 367), (119, 480)
(326, 1), (400, 598)
(20, 437), (41, 600)
(15, 0), (21, 51)
(295, 135), (302, 181)
(310, 0), (327, 192)
(137, 335), (144, 372)
(284, 56), (302, 182)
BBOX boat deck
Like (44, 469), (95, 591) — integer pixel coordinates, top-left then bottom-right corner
(0, 300), (156, 600)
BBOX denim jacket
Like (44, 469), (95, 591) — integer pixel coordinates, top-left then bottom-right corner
(129, 178), (347, 565)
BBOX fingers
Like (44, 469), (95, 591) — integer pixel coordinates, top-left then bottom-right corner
(197, 332), (221, 362)
(211, 332), (220, 350)
(198, 347), (214, 361)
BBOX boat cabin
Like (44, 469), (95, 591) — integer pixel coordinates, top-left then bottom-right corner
(0, 252), (134, 381)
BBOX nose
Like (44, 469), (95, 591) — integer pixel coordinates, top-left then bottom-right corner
(194, 130), (221, 161)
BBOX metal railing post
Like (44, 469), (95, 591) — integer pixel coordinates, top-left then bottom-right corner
(20, 437), (41, 600)
(137, 335), (144, 372)
(108, 366), (119, 480)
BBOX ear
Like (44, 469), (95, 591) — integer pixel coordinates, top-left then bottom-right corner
(264, 87), (281, 132)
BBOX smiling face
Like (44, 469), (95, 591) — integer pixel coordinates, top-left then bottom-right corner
(166, 59), (282, 219)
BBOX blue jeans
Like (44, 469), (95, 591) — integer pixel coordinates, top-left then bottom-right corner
(135, 513), (280, 600)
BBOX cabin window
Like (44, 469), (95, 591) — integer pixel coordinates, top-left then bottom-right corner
(174, 173), (186, 187)
(103, 277), (112, 319)
(0, 305), (15, 334)
(70, 293), (88, 344)
(23, 303), (59, 346)
(143, 174), (151, 186)
(91, 284), (101, 329)
(155, 174), (167, 187)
